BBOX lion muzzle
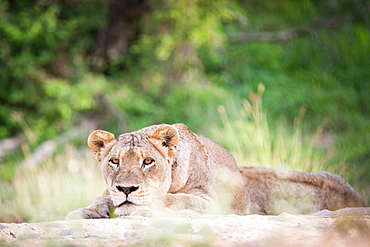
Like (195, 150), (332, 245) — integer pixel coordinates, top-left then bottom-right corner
(116, 185), (139, 195)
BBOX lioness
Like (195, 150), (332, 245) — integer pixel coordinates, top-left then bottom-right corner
(67, 123), (366, 219)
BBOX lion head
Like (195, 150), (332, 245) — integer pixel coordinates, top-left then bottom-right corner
(87, 125), (180, 216)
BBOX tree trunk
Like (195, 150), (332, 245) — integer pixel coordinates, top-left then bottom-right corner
(89, 0), (150, 72)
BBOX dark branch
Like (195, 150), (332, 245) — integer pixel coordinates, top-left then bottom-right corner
(232, 2), (368, 42)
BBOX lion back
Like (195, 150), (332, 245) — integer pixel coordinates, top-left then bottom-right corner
(241, 167), (366, 215)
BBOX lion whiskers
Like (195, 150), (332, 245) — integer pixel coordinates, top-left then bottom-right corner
(110, 192), (151, 207)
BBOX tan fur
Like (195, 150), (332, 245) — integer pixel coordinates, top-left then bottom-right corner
(67, 123), (366, 219)
(241, 167), (366, 215)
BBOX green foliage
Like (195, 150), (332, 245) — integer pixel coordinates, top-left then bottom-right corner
(0, 0), (107, 140)
(129, 0), (241, 76)
(0, 0), (369, 220)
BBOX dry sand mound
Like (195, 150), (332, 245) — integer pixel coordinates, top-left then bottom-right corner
(1, 207), (370, 246)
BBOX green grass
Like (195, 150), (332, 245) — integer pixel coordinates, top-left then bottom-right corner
(0, 145), (105, 222)
(210, 84), (329, 172)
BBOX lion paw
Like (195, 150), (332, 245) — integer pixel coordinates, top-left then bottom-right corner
(66, 207), (110, 220)
(66, 208), (91, 220)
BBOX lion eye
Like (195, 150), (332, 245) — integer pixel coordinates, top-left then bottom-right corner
(142, 157), (154, 166)
(109, 158), (120, 166)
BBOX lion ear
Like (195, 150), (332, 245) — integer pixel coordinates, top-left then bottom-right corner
(88, 130), (116, 156)
(151, 125), (179, 159)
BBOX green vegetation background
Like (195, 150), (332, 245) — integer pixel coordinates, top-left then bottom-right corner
(0, 0), (369, 222)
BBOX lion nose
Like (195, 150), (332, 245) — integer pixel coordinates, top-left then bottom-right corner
(116, 185), (139, 195)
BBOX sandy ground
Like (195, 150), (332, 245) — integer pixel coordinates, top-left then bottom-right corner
(1, 207), (369, 247)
